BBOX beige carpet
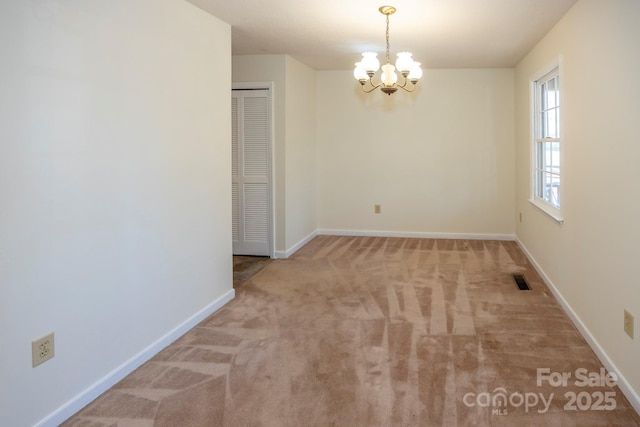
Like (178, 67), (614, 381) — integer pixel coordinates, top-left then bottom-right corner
(62, 236), (640, 426)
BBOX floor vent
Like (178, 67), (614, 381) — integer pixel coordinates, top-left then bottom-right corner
(513, 274), (531, 290)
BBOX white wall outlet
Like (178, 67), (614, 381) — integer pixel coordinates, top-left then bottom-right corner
(624, 309), (634, 339)
(374, 204), (381, 214)
(32, 332), (55, 367)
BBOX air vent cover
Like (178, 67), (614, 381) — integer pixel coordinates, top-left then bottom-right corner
(513, 274), (531, 290)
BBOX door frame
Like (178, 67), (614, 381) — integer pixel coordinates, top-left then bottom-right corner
(232, 81), (275, 258)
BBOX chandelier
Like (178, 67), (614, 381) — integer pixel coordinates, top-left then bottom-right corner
(353, 6), (422, 95)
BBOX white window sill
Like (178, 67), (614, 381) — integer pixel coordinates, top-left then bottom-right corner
(529, 198), (564, 225)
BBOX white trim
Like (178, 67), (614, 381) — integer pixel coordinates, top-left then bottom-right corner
(318, 229), (516, 241)
(529, 198), (564, 225)
(232, 81), (275, 258)
(530, 55), (563, 83)
(232, 81), (272, 90)
(35, 289), (236, 427)
(274, 229), (517, 257)
(515, 237), (640, 414)
(274, 230), (318, 259)
(530, 55), (564, 223)
(273, 250), (288, 259)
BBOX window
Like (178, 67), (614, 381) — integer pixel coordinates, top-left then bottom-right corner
(531, 64), (562, 221)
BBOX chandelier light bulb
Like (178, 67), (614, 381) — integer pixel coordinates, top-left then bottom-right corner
(395, 52), (414, 76)
(408, 62), (423, 82)
(381, 63), (398, 87)
(360, 52), (380, 75)
(353, 62), (368, 82)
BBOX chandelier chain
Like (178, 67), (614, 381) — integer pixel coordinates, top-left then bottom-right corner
(385, 13), (391, 65)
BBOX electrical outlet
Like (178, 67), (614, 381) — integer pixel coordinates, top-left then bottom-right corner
(624, 310), (634, 339)
(374, 204), (381, 214)
(32, 332), (55, 367)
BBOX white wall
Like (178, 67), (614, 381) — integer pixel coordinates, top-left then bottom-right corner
(0, 1), (232, 425)
(317, 69), (515, 238)
(232, 55), (317, 256)
(284, 56), (317, 251)
(515, 0), (640, 406)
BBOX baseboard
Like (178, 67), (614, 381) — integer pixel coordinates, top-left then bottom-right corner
(36, 288), (236, 427)
(515, 237), (640, 414)
(318, 228), (516, 241)
(273, 251), (286, 258)
(273, 229), (515, 258)
(274, 229), (318, 259)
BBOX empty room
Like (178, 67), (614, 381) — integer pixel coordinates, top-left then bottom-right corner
(1, 0), (639, 426)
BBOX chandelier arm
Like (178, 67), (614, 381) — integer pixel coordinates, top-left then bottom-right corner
(397, 83), (416, 93)
(361, 79), (383, 93)
(395, 76), (417, 92)
(361, 85), (379, 94)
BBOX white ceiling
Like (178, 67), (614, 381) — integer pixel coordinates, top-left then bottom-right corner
(186, 0), (577, 70)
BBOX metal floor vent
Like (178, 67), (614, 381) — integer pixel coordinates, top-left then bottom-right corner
(512, 274), (531, 290)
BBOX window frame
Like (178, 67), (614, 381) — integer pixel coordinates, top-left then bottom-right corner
(529, 58), (564, 224)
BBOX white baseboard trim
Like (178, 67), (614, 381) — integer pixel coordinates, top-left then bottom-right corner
(515, 237), (640, 414)
(318, 228), (516, 241)
(274, 229), (516, 258)
(274, 230), (318, 259)
(36, 288), (236, 427)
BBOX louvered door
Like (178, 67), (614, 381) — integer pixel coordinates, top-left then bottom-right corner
(232, 89), (271, 256)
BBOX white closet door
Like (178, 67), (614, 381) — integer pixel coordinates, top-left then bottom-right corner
(232, 89), (271, 256)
